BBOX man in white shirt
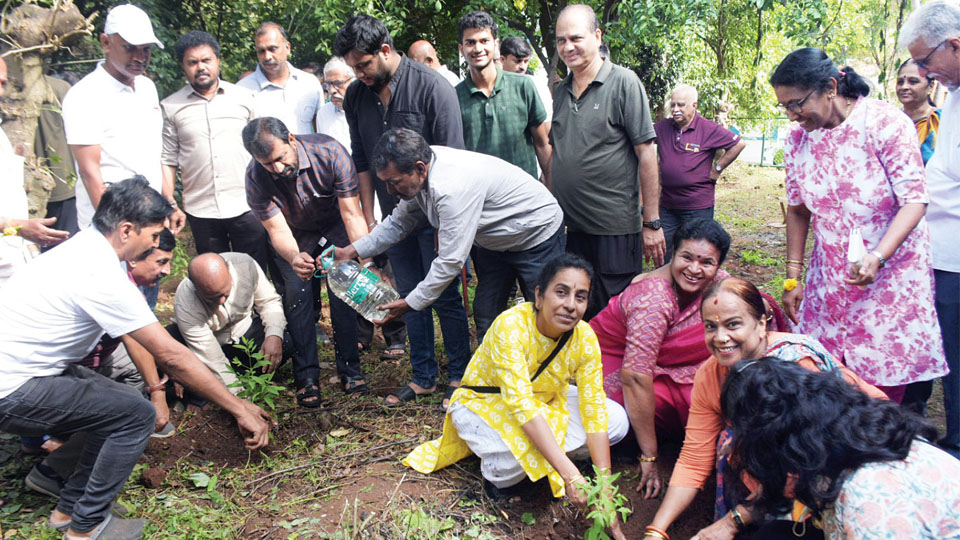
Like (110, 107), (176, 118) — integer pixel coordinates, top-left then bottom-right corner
(161, 30), (269, 270)
(62, 4), (183, 234)
(0, 56), (69, 285)
(408, 40), (461, 86)
(315, 56), (355, 151)
(901, 0), (960, 459)
(236, 22), (325, 135)
(0, 178), (272, 540)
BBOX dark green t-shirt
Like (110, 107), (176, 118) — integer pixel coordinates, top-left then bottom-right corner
(35, 76), (77, 203)
(456, 68), (547, 179)
(550, 60), (655, 235)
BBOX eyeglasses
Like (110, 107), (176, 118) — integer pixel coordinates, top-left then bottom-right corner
(777, 89), (816, 114)
(914, 39), (948, 72)
(322, 79), (353, 91)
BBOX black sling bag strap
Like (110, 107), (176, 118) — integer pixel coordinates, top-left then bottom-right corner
(460, 330), (573, 394)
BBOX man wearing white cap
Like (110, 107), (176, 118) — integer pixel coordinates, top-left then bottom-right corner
(62, 4), (185, 238)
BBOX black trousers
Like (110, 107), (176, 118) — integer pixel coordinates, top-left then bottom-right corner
(186, 211), (271, 273)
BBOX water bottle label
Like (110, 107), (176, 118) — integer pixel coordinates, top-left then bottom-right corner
(345, 267), (381, 305)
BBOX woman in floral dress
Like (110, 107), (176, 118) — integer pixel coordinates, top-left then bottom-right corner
(771, 48), (947, 401)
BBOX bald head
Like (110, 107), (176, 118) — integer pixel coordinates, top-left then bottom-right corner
(408, 40), (441, 70)
(557, 4), (600, 32)
(188, 253), (232, 305)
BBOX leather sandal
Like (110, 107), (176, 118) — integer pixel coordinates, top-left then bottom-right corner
(342, 376), (369, 395)
(385, 384), (432, 406)
(296, 379), (322, 408)
(380, 343), (406, 360)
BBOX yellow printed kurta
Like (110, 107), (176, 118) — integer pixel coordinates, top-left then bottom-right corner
(403, 303), (608, 497)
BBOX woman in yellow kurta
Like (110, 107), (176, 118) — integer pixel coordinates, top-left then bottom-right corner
(404, 254), (628, 533)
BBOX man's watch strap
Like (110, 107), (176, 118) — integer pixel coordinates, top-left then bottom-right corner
(642, 219), (662, 230)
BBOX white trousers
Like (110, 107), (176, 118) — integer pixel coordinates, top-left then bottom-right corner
(450, 386), (628, 488)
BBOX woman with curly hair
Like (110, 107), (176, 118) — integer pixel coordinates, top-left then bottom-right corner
(721, 358), (960, 539)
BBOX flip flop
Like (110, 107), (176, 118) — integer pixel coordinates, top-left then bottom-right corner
(385, 384), (433, 406)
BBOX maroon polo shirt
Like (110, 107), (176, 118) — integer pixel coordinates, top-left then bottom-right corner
(654, 114), (740, 210)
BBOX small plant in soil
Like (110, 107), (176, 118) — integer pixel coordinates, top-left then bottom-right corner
(576, 466), (632, 540)
(227, 337), (285, 410)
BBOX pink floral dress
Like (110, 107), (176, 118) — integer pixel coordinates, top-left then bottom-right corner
(783, 97), (947, 386)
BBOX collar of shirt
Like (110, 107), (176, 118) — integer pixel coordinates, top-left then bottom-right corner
(674, 113), (701, 133)
(251, 62), (300, 90)
(464, 66), (504, 97)
(389, 55), (412, 96)
(187, 80), (227, 101)
(93, 61), (138, 94)
(560, 57), (613, 95)
(293, 137), (312, 174)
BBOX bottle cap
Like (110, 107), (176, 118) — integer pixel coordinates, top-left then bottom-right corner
(320, 245), (336, 271)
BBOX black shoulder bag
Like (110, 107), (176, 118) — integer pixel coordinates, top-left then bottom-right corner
(461, 330), (573, 394)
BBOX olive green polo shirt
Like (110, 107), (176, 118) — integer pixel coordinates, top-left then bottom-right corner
(550, 60), (655, 235)
(456, 68), (547, 178)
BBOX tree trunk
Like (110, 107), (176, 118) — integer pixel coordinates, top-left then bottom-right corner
(1, 0), (92, 216)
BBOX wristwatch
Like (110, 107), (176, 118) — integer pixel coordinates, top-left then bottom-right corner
(714, 163), (723, 172)
(642, 219), (662, 230)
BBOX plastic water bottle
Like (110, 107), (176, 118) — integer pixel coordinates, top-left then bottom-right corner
(320, 246), (400, 322)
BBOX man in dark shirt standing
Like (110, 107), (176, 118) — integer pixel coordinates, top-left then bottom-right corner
(243, 117), (368, 402)
(334, 15), (471, 406)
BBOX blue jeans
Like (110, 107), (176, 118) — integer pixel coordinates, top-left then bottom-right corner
(660, 206), (715, 263)
(936, 270), (959, 457)
(472, 225), (565, 343)
(386, 226), (471, 388)
(0, 364), (155, 532)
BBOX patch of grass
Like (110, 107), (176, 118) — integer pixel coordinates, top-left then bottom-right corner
(739, 249), (780, 267)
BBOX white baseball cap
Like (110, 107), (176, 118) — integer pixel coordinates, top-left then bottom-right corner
(103, 4), (164, 49)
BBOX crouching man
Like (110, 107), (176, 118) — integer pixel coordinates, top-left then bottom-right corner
(0, 177), (273, 540)
(168, 252), (287, 391)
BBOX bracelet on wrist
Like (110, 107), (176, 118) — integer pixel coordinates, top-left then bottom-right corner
(638, 454), (657, 462)
(870, 250), (886, 268)
(367, 221), (378, 229)
(785, 258), (804, 265)
(730, 507), (746, 530)
(644, 525), (670, 540)
(147, 375), (169, 393)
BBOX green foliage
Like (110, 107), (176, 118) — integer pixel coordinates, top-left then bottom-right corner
(226, 336), (285, 410)
(740, 249), (779, 266)
(576, 466), (632, 540)
(164, 243), (190, 284)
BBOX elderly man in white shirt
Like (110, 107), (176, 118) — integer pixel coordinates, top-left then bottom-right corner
(900, 0), (960, 459)
(236, 22), (325, 135)
(315, 56), (355, 151)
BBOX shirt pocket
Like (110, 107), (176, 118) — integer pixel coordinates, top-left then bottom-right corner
(392, 111), (425, 133)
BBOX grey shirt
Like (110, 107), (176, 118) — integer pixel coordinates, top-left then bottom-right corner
(550, 60), (655, 235)
(353, 146), (563, 311)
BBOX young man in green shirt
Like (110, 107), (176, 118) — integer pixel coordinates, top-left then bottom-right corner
(455, 11), (552, 185)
